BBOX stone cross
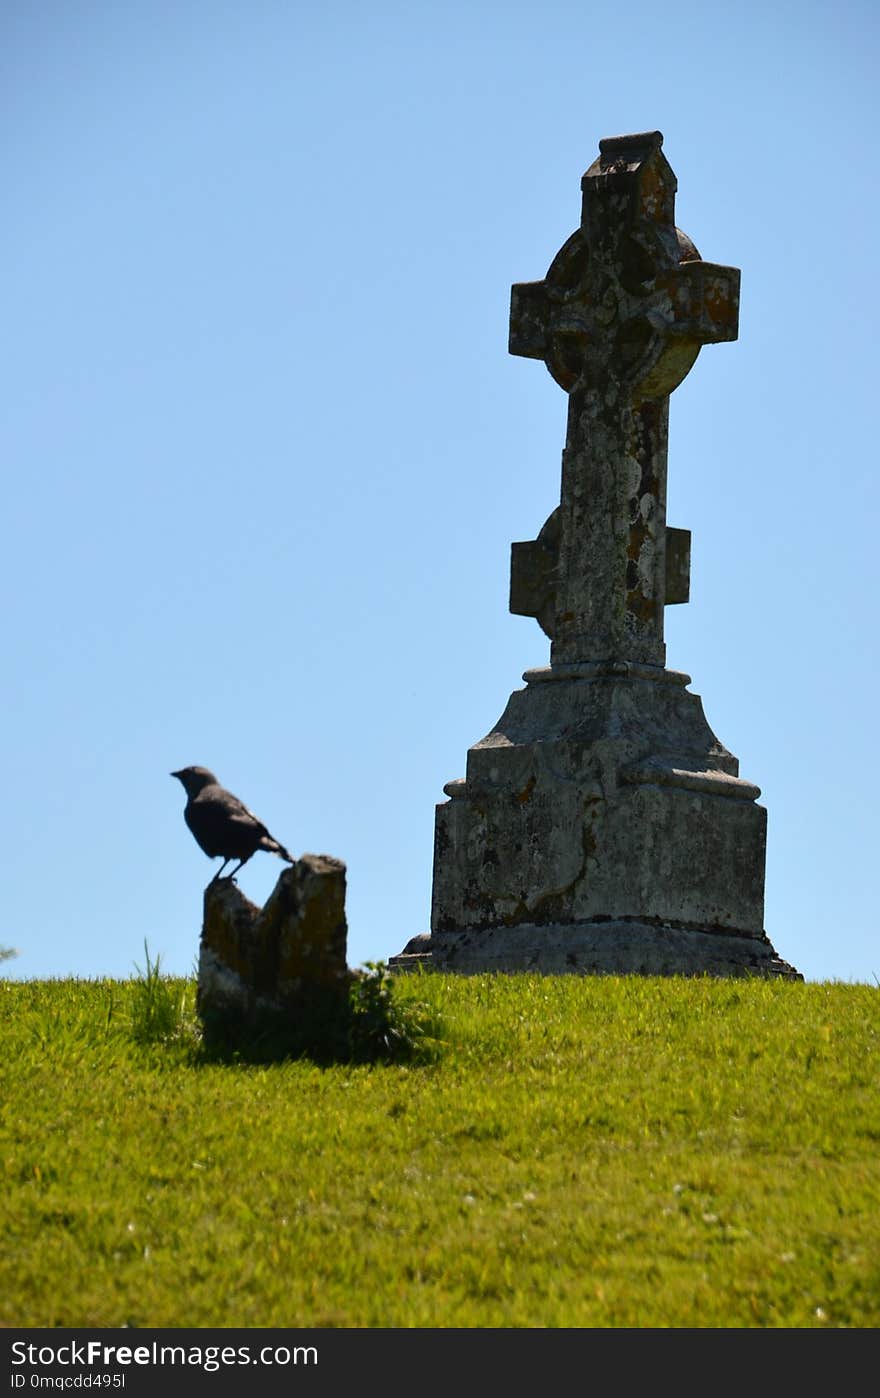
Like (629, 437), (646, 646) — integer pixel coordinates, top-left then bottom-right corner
(389, 130), (801, 982)
(508, 130), (739, 668)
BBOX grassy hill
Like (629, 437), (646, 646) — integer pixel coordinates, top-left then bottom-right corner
(1, 971), (878, 1327)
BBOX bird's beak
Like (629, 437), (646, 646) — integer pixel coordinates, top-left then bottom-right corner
(170, 770), (181, 779)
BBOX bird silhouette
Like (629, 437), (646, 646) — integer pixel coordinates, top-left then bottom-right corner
(171, 766), (294, 883)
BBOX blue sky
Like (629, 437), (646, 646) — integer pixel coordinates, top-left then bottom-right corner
(2, 0), (877, 984)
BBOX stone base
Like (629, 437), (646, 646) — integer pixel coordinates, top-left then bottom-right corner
(431, 663), (774, 937)
(389, 921), (801, 980)
(396, 662), (801, 980)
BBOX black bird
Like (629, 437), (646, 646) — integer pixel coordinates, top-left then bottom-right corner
(171, 766), (294, 883)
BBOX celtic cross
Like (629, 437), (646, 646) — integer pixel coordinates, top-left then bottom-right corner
(508, 130), (739, 668)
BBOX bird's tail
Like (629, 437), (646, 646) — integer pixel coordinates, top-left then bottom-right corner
(263, 836), (295, 864)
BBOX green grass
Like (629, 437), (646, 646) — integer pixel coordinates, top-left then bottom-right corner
(1, 971), (878, 1327)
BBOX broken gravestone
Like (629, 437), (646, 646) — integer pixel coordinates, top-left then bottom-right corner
(392, 131), (799, 979)
(197, 853), (351, 1044)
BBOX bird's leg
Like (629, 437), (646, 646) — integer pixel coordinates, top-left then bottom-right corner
(209, 859), (231, 885)
(226, 852), (255, 881)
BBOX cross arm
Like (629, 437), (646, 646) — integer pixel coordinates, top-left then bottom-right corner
(509, 280), (551, 360)
(662, 261), (740, 346)
(510, 512), (691, 635)
(636, 260), (740, 398)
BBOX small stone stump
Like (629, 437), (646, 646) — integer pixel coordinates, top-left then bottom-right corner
(197, 853), (351, 1045)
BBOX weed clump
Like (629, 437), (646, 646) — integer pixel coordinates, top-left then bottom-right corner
(348, 962), (442, 1064)
(129, 943), (198, 1048)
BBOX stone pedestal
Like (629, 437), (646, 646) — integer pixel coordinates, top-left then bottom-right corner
(391, 662), (799, 978)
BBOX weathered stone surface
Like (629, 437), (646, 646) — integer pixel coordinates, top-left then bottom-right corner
(392, 131), (799, 980)
(197, 853), (350, 1032)
(432, 663), (766, 937)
